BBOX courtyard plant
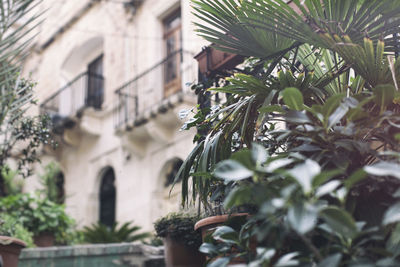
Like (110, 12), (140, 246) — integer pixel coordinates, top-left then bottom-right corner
(154, 213), (204, 266)
(0, 193), (75, 246)
(177, 0), (400, 266)
(0, 213), (34, 248)
(82, 221), (150, 244)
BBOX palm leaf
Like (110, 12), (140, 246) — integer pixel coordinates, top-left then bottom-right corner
(192, 0), (296, 58)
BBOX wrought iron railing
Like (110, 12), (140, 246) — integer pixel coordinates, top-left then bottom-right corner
(114, 49), (196, 129)
(40, 72), (104, 118)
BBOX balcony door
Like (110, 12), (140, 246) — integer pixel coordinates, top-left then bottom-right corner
(86, 55), (104, 109)
(163, 9), (182, 98)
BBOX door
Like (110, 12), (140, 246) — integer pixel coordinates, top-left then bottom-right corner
(87, 55), (104, 109)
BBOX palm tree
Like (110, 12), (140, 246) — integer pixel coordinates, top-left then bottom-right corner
(0, 0), (49, 194)
(176, 1), (400, 265)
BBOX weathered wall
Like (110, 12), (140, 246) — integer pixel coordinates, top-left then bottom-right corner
(21, 0), (208, 231)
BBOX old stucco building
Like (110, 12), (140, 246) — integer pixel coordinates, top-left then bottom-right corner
(22, 0), (207, 231)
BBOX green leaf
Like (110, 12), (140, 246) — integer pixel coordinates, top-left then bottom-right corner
(251, 143), (268, 165)
(328, 103), (349, 128)
(208, 257), (230, 267)
(386, 223), (400, 255)
(364, 162), (400, 179)
(344, 169), (367, 189)
(258, 105), (285, 114)
(383, 202), (400, 225)
(289, 159), (321, 194)
(199, 242), (218, 254)
(313, 169), (343, 188)
(231, 149), (253, 170)
(264, 158), (294, 173)
(275, 252), (299, 267)
(288, 203), (318, 234)
(282, 87), (304, 111)
(317, 254), (342, 267)
(320, 206), (358, 239)
(322, 94), (346, 118)
(373, 84), (395, 110)
(214, 160), (254, 181)
(315, 180), (341, 198)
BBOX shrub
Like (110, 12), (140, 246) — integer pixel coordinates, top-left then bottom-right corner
(82, 222), (150, 244)
(0, 213), (34, 248)
(154, 213), (202, 249)
(0, 193), (75, 245)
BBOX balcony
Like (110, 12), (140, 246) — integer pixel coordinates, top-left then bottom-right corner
(40, 72), (104, 141)
(114, 49), (197, 156)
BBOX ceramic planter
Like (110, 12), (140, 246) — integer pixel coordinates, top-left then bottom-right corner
(33, 232), (55, 247)
(163, 235), (205, 267)
(0, 236), (26, 267)
(194, 213), (255, 265)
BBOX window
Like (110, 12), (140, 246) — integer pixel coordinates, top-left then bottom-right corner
(164, 158), (183, 187)
(163, 9), (182, 97)
(56, 172), (65, 204)
(86, 55), (104, 109)
(99, 168), (116, 227)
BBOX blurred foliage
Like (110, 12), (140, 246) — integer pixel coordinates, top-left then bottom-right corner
(178, 0), (400, 266)
(0, 213), (34, 248)
(0, 193), (75, 245)
(39, 162), (64, 204)
(154, 213), (202, 249)
(82, 222), (150, 244)
(1, 165), (24, 195)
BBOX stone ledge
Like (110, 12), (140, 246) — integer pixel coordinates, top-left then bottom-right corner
(20, 243), (163, 259)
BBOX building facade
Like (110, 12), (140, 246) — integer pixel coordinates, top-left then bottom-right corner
(22, 0), (207, 231)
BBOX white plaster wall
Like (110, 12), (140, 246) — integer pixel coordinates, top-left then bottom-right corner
(21, 0), (209, 232)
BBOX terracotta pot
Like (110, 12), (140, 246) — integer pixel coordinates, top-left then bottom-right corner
(194, 213), (249, 240)
(195, 213), (255, 265)
(0, 236), (26, 267)
(34, 232), (55, 247)
(164, 235), (205, 267)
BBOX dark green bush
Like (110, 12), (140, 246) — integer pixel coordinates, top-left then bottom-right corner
(82, 222), (150, 244)
(0, 193), (74, 244)
(154, 213), (202, 249)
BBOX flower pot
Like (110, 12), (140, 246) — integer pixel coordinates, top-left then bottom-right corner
(194, 213), (249, 240)
(33, 232), (55, 247)
(194, 213), (255, 265)
(164, 235), (205, 267)
(0, 236), (26, 267)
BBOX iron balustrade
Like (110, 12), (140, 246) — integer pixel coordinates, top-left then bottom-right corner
(114, 49), (196, 129)
(40, 72), (104, 119)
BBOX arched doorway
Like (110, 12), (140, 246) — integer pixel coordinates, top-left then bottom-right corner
(99, 167), (116, 228)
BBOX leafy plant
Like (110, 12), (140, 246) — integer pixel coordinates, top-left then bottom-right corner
(0, 193), (75, 245)
(82, 222), (150, 244)
(0, 0), (52, 194)
(154, 213), (202, 249)
(0, 213), (34, 248)
(39, 162), (64, 203)
(1, 165), (24, 195)
(178, 0), (400, 265)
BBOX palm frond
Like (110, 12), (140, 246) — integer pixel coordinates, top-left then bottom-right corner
(192, 0), (296, 58)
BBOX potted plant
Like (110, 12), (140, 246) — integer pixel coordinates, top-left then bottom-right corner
(82, 221), (150, 244)
(178, 0), (400, 266)
(0, 193), (75, 247)
(0, 213), (34, 267)
(154, 213), (205, 267)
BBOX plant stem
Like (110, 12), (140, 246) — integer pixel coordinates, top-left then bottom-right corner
(297, 233), (323, 262)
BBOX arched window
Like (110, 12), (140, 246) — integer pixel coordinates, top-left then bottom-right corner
(56, 171), (65, 204)
(99, 168), (116, 228)
(164, 158), (183, 187)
